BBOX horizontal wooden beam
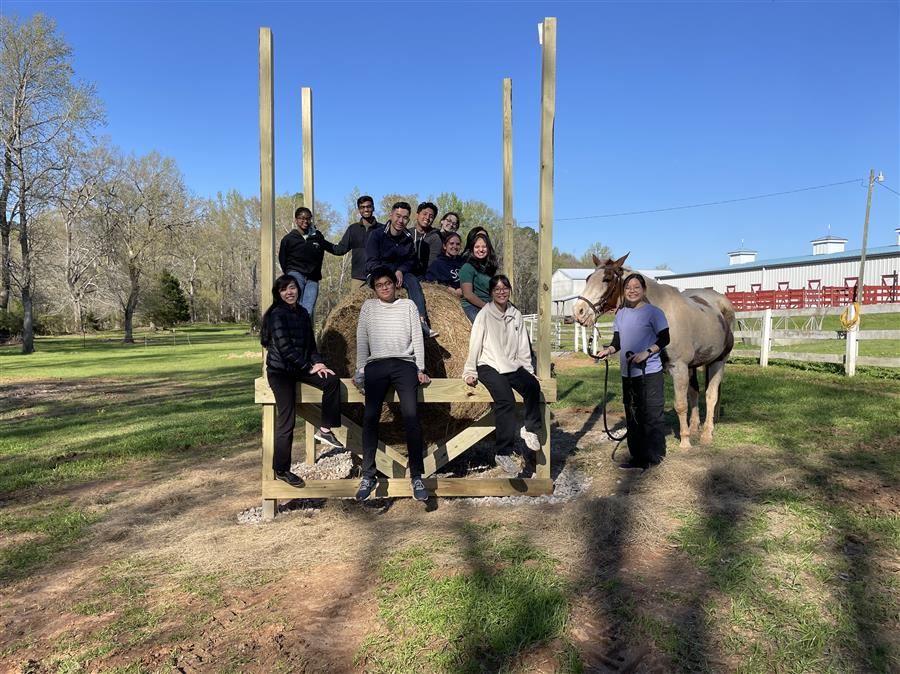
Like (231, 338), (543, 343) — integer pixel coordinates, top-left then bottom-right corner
(255, 376), (557, 404)
(262, 477), (554, 499)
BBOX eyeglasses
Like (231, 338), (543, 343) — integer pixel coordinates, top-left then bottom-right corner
(493, 287), (510, 294)
(374, 281), (394, 289)
(296, 215), (312, 221)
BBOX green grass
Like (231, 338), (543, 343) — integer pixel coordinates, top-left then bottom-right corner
(820, 311), (899, 331)
(357, 524), (575, 673)
(733, 338), (900, 358)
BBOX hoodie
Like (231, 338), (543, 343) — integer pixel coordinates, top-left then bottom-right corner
(463, 301), (534, 379)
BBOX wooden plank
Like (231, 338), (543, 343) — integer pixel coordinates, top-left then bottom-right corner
(255, 376), (557, 404)
(305, 422), (317, 463)
(502, 77), (514, 283)
(536, 402), (551, 479)
(423, 410), (496, 476)
(297, 403), (408, 477)
(262, 477), (555, 499)
(856, 356), (900, 367)
(261, 403), (277, 519)
(768, 351), (844, 364)
(537, 17), (556, 381)
(300, 87), (317, 463)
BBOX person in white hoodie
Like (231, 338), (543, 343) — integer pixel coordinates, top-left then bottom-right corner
(463, 274), (543, 460)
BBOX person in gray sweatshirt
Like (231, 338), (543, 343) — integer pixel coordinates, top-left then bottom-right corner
(354, 266), (431, 502)
(464, 274), (543, 467)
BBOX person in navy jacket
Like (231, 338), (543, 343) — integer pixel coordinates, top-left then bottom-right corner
(425, 231), (463, 298)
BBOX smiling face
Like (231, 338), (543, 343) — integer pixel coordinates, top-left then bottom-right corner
(440, 214), (459, 232)
(279, 280), (299, 306)
(491, 280), (511, 307)
(472, 239), (488, 260)
(372, 275), (396, 302)
(390, 207), (410, 234)
(416, 207), (436, 231)
(623, 277), (646, 305)
(294, 211), (312, 233)
(443, 234), (461, 257)
(358, 200), (375, 221)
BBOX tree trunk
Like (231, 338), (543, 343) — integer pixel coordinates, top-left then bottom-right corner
(0, 143), (12, 312)
(72, 296), (84, 334)
(17, 154), (34, 354)
(21, 284), (34, 354)
(123, 265), (140, 343)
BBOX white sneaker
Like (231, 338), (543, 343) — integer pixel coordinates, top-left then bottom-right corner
(520, 427), (541, 452)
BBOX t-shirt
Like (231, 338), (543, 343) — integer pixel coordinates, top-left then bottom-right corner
(459, 262), (491, 310)
(612, 304), (669, 377)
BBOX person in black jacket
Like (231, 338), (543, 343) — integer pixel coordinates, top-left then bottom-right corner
(333, 195), (382, 284)
(410, 202), (443, 277)
(278, 207), (339, 323)
(261, 275), (344, 487)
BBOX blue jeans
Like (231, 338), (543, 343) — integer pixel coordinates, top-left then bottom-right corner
(401, 272), (431, 331)
(287, 271), (319, 322)
(463, 303), (481, 322)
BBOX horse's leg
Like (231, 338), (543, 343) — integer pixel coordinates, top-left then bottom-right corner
(670, 362), (692, 449)
(701, 360), (726, 445)
(688, 367), (701, 436)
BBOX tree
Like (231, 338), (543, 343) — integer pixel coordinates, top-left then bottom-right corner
(552, 247), (581, 270)
(579, 242), (612, 268)
(0, 14), (103, 352)
(145, 269), (189, 328)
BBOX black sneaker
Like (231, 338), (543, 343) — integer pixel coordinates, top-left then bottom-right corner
(274, 470), (304, 487)
(411, 477), (428, 502)
(617, 461), (647, 472)
(314, 429), (344, 449)
(356, 476), (377, 501)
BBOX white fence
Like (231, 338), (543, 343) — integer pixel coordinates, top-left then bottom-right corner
(522, 314), (604, 355)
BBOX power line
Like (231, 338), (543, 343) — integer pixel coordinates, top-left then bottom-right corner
(519, 178), (863, 224)
(876, 181), (900, 196)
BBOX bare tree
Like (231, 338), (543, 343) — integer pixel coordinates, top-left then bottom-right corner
(0, 14), (102, 352)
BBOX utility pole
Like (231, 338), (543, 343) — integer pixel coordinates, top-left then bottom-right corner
(855, 168), (876, 312)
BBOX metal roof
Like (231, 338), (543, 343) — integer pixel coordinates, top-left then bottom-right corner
(663, 245), (900, 279)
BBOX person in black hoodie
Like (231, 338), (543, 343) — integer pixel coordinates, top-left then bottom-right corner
(278, 207), (339, 323)
(333, 195), (382, 284)
(260, 275), (345, 487)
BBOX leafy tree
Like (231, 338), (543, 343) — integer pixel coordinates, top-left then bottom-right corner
(145, 269), (189, 328)
(0, 14), (103, 352)
(579, 241), (612, 268)
(552, 247), (581, 270)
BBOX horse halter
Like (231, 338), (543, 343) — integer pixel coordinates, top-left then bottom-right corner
(575, 268), (624, 323)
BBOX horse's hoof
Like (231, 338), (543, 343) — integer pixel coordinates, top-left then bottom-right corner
(700, 434), (713, 445)
(679, 440), (692, 449)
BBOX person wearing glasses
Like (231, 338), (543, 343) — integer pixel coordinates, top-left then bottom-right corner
(439, 211), (461, 234)
(278, 206), (339, 323)
(354, 267), (431, 502)
(425, 231), (464, 298)
(463, 274), (543, 466)
(366, 201), (438, 338)
(333, 195), (383, 284)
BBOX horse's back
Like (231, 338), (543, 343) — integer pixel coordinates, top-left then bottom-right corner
(682, 288), (735, 328)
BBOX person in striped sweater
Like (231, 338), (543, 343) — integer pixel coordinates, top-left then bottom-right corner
(353, 266), (431, 502)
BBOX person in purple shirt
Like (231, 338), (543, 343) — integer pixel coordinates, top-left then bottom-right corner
(594, 273), (670, 471)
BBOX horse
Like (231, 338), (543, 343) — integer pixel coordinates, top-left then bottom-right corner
(572, 253), (735, 448)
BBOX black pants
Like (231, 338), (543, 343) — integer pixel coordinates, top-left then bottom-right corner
(267, 369), (341, 472)
(362, 359), (424, 479)
(477, 365), (543, 453)
(622, 371), (667, 468)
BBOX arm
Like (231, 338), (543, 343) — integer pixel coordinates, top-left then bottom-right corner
(426, 233), (441, 271)
(278, 235), (288, 274)
(462, 311), (486, 381)
(331, 225), (353, 256)
(461, 282), (486, 308)
(409, 302), (426, 372)
(355, 302), (371, 375)
(594, 331), (620, 360)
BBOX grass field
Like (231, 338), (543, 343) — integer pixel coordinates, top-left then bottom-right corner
(1, 326), (898, 672)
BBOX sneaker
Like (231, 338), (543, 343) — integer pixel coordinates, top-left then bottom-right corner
(423, 324), (440, 338)
(355, 476), (377, 501)
(520, 427), (541, 452)
(314, 429), (344, 449)
(411, 478), (428, 502)
(617, 461), (647, 472)
(274, 470), (304, 487)
(494, 454), (521, 475)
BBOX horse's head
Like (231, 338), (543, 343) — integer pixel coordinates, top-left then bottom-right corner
(572, 253), (630, 325)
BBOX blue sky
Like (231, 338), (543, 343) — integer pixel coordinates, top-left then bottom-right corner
(5, 0), (899, 271)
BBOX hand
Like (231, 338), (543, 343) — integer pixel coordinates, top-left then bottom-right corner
(417, 371), (431, 385)
(592, 347), (613, 361)
(353, 370), (365, 394)
(465, 375), (478, 387)
(447, 287), (463, 298)
(309, 362), (336, 378)
(630, 349), (651, 365)
(395, 270), (404, 287)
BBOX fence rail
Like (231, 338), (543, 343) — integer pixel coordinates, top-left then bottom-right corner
(726, 284), (899, 311)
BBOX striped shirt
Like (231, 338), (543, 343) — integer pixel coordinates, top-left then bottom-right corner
(355, 298), (425, 372)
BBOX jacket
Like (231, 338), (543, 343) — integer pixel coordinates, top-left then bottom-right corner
(365, 224), (416, 276)
(463, 301), (534, 379)
(334, 219), (381, 281)
(425, 254), (463, 288)
(278, 228), (336, 281)
(409, 227), (443, 276)
(263, 303), (322, 375)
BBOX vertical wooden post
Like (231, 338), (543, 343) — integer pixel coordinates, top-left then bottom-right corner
(259, 27), (276, 520)
(502, 78), (514, 282)
(536, 17), (556, 480)
(300, 87), (317, 463)
(845, 325), (858, 376)
(759, 308), (772, 367)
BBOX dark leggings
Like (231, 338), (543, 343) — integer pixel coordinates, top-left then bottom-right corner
(622, 371), (667, 468)
(477, 365), (543, 453)
(362, 359), (424, 479)
(267, 369), (341, 472)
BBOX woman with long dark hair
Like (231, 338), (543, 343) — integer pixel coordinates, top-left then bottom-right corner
(593, 273), (670, 472)
(459, 230), (498, 322)
(260, 275), (344, 487)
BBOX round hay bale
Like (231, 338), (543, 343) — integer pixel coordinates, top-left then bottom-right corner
(319, 282), (489, 446)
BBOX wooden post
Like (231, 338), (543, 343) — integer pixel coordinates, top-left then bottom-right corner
(845, 326), (858, 376)
(759, 308), (772, 367)
(259, 27), (276, 520)
(301, 87), (317, 463)
(502, 78), (514, 282)
(855, 168), (876, 318)
(536, 17), (556, 480)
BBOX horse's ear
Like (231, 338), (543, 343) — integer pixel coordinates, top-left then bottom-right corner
(612, 252), (630, 268)
(592, 253), (602, 267)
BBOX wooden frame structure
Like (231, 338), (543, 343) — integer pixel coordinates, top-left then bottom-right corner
(254, 19), (558, 516)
